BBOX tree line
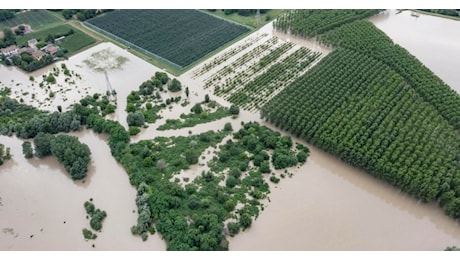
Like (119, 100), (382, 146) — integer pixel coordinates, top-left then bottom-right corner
(266, 8), (460, 219)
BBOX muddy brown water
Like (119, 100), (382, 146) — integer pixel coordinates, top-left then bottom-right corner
(1, 18), (460, 250)
(369, 9), (460, 92)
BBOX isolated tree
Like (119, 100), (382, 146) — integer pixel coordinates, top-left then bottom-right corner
(22, 141), (34, 159)
(229, 105), (240, 115)
(168, 78), (182, 92)
(127, 111), (145, 127)
(191, 103), (203, 114)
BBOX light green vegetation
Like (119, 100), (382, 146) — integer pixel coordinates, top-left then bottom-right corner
(16, 24), (96, 57)
(0, 10), (61, 31)
(157, 102), (234, 131)
(118, 121), (309, 250)
(205, 9), (286, 28)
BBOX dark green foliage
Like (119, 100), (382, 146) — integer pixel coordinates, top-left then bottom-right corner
(260, 161), (270, 173)
(82, 228), (97, 240)
(127, 111), (145, 127)
(129, 126), (141, 136)
(272, 149), (297, 169)
(155, 72), (169, 85)
(22, 141), (33, 159)
(84, 200), (107, 233)
(227, 222), (240, 237)
(61, 9), (112, 21)
(50, 134), (91, 180)
(79, 94), (116, 117)
(106, 121), (307, 250)
(87, 10), (249, 68)
(191, 103), (203, 115)
(168, 78), (182, 92)
(263, 11), (460, 220)
(10, 52), (53, 73)
(419, 9), (459, 17)
(84, 201), (95, 215)
(318, 19), (460, 130)
(33, 132), (54, 158)
(229, 105), (240, 115)
(125, 78), (167, 125)
(204, 94), (210, 103)
(269, 176), (280, 184)
(296, 151), (308, 163)
(0, 28), (16, 48)
(225, 176), (238, 188)
(0, 10), (15, 22)
(223, 122), (233, 132)
(239, 213), (252, 230)
(445, 246), (460, 251)
(274, 9), (381, 37)
(158, 106), (232, 131)
(185, 149), (199, 164)
(89, 209), (107, 231)
(0, 144), (11, 165)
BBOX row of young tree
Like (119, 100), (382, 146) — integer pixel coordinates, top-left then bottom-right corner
(267, 9), (460, 219)
(261, 47), (460, 217)
(273, 9), (381, 38)
(227, 47), (321, 111)
(317, 19), (460, 130)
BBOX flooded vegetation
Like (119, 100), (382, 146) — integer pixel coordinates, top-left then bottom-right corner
(1, 9), (460, 251)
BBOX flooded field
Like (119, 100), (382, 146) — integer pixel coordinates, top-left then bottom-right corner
(1, 16), (460, 251)
(370, 9), (460, 92)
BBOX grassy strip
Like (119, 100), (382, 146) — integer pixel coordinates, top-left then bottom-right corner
(203, 9), (286, 28)
(0, 10), (62, 30)
(59, 29), (96, 56)
(157, 106), (232, 130)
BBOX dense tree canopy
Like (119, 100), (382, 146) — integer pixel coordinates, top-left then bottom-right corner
(264, 9), (460, 219)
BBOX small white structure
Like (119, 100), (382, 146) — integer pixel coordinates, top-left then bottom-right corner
(28, 38), (38, 49)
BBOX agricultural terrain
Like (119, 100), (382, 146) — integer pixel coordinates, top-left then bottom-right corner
(86, 9), (250, 69)
(262, 10), (460, 218)
(0, 10), (61, 30)
(1, 9), (460, 251)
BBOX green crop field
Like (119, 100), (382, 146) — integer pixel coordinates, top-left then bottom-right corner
(0, 10), (61, 31)
(16, 24), (95, 56)
(86, 9), (250, 68)
(58, 29), (96, 55)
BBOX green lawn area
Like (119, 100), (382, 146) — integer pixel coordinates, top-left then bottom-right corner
(205, 9), (287, 28)
(0, 10), (62, 31)
(58, 29), (96, 56)
(16, 24), (96, 56)
(17, 24), (74, 45)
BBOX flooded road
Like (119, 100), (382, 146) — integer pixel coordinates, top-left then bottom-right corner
(370, 9), (460, 92)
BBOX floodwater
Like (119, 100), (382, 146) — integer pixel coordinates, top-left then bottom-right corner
(1, 16), (460, 251)
(0, 132), (166, 250)
(369, 9), (460, 92)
